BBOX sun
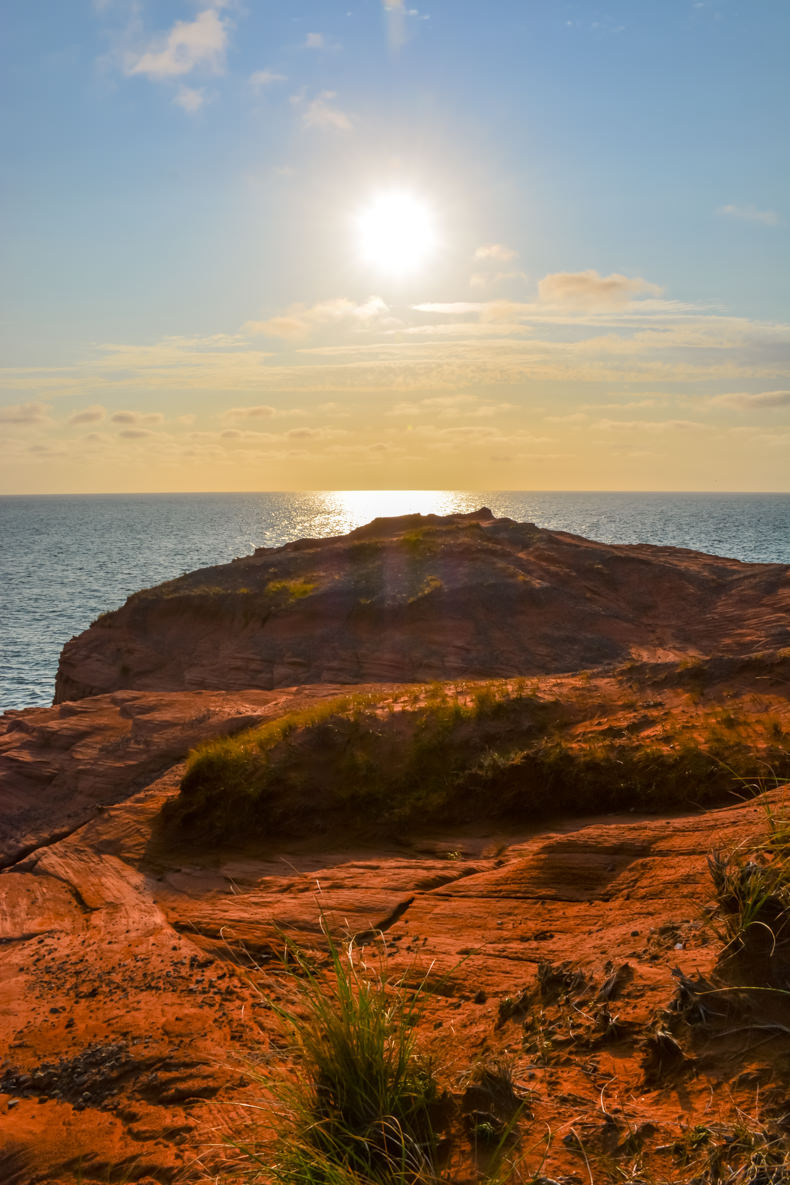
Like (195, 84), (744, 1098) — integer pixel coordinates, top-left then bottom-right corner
(356, 191), (436, 275)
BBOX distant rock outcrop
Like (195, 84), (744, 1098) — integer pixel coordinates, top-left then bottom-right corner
(54, 508), (790, 703)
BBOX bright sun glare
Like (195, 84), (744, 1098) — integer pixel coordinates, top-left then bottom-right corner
(357, 191), (436, 275)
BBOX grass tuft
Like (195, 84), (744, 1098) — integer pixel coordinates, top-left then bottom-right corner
(226, 931), (440, 1185)
(708, 799), (790, 968)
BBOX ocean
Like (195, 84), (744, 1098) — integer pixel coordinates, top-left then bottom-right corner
(1, 490), (789, 713)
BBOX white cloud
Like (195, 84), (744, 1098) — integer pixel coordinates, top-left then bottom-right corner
(249, 69), (287, 89)
(173, 85), (206, 113)
(474, 243), (517, 262)
(126, 7), (229, 80)
(244, 296), (392, 339)
(0, 401), (50, 424)
(709, 389), (790, 409)
(304, 32), (325, 49)
(300, 90), (352, 131)
(538, 270), (663, 307)
(716, 204), (780, 227)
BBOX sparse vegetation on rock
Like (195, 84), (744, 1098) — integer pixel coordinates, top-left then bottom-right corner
(164, 678), (790, 843)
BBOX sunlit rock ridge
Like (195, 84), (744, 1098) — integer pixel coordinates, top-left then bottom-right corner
(54, 508), (790, 704)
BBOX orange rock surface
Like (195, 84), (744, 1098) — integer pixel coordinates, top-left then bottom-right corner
(3, 513), (790, 1184)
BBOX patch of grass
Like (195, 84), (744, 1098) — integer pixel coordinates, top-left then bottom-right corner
(265, 578), (318, 603)
(225, 933), (440, 1184)
(401, 528), (435, 556)
(165, 683), (790, 843)
(708, 799), (790, 967)
(164, 683), (550, 839)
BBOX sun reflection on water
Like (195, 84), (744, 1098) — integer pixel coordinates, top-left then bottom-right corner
(325, 489), (465, 534)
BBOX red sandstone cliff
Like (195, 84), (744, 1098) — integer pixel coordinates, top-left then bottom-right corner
(53, 509), (790, 703)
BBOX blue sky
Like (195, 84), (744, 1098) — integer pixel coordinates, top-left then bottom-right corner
(1, 0), (789, 492)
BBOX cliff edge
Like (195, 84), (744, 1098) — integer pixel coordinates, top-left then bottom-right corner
(54, 508), (790, 703)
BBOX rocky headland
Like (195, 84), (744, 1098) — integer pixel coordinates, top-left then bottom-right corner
(54, 508), (790, 702)
(3, 510), (790, 1185)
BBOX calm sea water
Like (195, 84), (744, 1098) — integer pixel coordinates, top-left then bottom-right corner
(1, 490), (789, 713)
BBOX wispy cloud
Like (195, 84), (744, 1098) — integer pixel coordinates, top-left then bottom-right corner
(249, 69), (287, 90)
(475, 243), (517, 262)
(68, 404), (106, 425)
(244, 296), (392, 339)
(125, 7), (229, 80)
(470, 243), (526, 290)
(0, 401), (51, 424)
(387, 394), (512, 419)
(593, 418), (706, 433)
(222, 404), (306, 420)
(298, 90), (353, 132)
(716, 203), (780, 227)
(111, 410), (164, 425)
(173, 85), (206, 113)
(538, 269), (663, 307)
(709, 389), (790, 409)
(223, 404), (277, 420)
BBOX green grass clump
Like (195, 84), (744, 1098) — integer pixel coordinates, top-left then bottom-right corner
(164, 681), (790, 844)
(709, 798), (790, 969)
(164, 684), (549, 839)
(265, 578), (318, 602)
(229, 934), (439, 1185)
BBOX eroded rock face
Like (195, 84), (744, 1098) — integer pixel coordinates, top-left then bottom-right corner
(54, 509), (790, 703)
(2, 675), (790, 1184)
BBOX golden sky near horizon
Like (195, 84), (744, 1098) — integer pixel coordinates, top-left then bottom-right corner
(3, 275), (790, 493)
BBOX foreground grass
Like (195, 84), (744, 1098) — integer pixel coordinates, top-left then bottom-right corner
(221, 934), (441, 1185)
(709, 794), (790, 978)
(163, 680), (790, 842)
